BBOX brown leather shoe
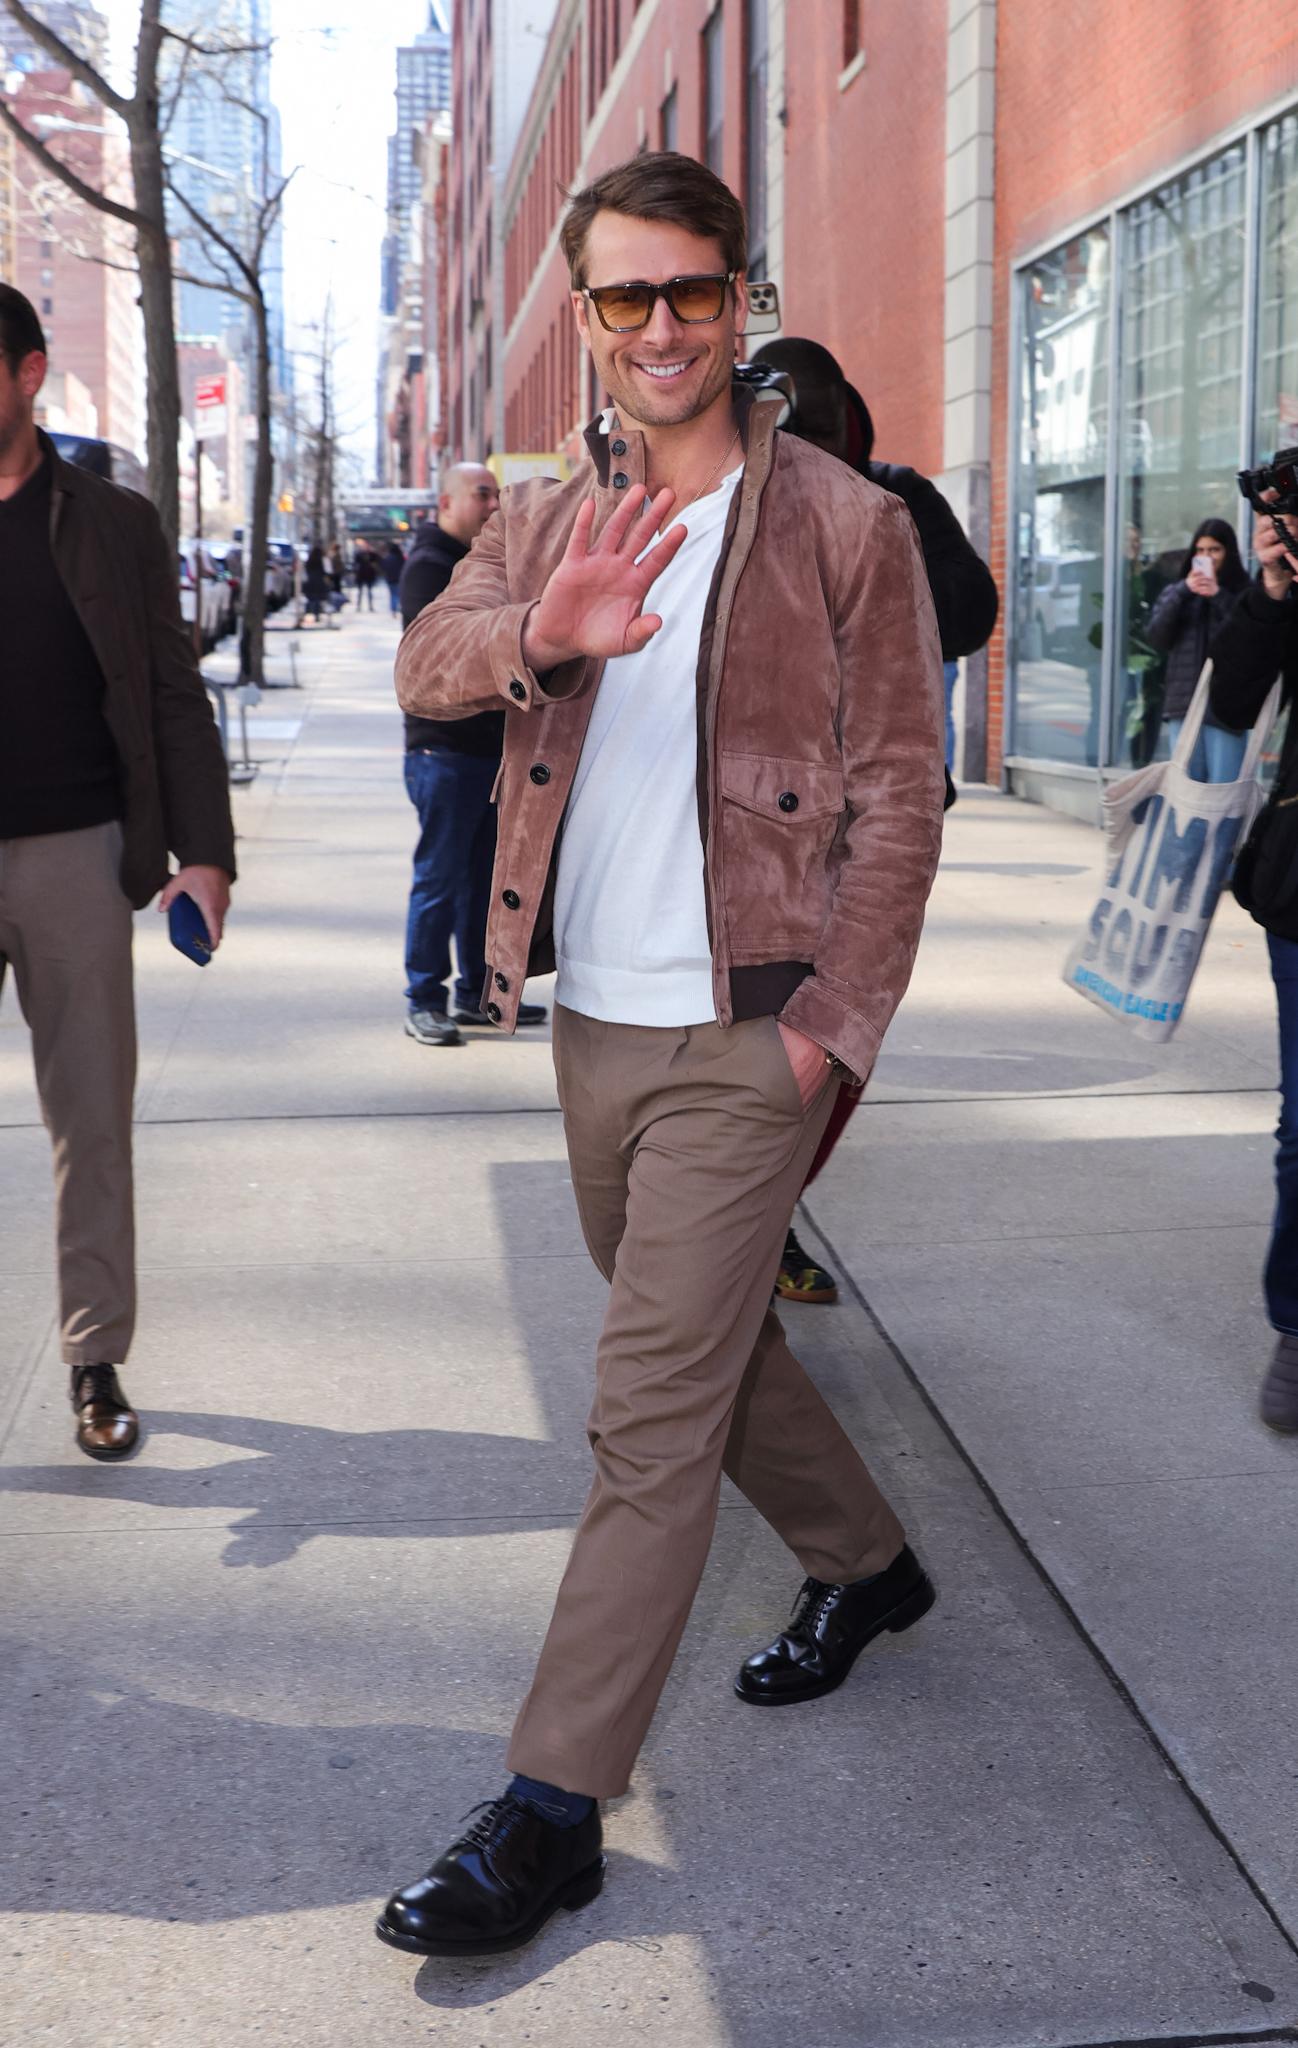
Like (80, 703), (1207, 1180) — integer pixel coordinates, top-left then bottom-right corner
(71, 1365), (140, 1461)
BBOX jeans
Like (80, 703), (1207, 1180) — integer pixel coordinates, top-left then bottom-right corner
(358, 583), (375, 610)
(1266, 934), (1298, 1333)
(1165, 719), (1248, 784)
(404, 746), (498, 1016)
(387, 581), (401, 614)
(942, 660), (958, 771)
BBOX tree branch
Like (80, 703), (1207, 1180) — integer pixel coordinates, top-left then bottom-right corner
(0, 97), (144, 231)
(160, 26), (272, 61)
(0, 0), (129, 115)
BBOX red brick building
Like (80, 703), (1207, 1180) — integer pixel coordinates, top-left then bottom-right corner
(444, 0), (1298, 808)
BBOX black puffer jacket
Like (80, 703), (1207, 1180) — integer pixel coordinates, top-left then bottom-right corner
(865, 462), (999, 661)
(1147, 579), (1239, 726)
(1210, 580), (1297, 789)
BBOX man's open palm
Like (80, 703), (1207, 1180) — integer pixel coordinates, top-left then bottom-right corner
(525, 486), (687, 669)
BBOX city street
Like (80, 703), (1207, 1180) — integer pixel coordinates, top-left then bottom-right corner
(5, 611), (1298, 2048)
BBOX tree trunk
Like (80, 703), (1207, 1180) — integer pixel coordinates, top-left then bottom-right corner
(242, 293), (273, 684)
(128, 126), (181, 555)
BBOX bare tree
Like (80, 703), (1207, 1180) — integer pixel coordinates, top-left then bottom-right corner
(0, 0), (270, 554)
(165, 84), (291, 686)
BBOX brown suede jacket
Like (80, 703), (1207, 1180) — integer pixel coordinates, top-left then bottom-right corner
(44, 431), (236, 906)
(394, 387), (944, 1083)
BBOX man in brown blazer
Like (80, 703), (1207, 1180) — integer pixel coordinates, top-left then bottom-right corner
(376, 156), (945, 1959)
(0, 286), (236, 1460)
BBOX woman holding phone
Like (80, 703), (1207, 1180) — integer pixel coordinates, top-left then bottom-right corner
(1147, 516), (1251, 779)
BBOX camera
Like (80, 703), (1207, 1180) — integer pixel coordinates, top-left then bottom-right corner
(1238, 447), (1298, 514)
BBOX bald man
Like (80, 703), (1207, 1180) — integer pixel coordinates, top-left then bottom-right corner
(399, 465), (547, 1044)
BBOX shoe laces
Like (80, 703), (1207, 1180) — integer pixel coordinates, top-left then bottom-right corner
(790, 1576), (835, 1638)
(458, 1795), (528, 1858)
(75, 1364), (125, 1409)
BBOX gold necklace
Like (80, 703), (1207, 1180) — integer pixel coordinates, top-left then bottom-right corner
(654, 426), (741, 526)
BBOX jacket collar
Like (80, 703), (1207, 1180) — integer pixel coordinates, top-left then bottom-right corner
(38, 426), (81, 500)
(580, 375), (778, 488)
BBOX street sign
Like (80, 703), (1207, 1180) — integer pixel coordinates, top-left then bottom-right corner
(195, 374), (227, 442)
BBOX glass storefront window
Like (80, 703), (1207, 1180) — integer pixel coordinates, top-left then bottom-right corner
(1258, 112), (1298, 464)
(1112, 144), (1247, 767)
(1013, 228), (1110, 766)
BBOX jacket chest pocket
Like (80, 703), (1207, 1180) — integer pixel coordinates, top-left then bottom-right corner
(718, 753), (845, 929)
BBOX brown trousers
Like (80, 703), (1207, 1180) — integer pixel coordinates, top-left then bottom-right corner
(507, 1006), (905, 1800)
(0, 822), (136, 1367)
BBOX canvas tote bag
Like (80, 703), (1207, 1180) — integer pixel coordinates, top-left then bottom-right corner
(1063, 662), (1280, 1043)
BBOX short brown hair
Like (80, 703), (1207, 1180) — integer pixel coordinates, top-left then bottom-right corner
(560, 151), (748, 287)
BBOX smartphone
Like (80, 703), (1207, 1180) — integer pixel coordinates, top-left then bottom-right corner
(168, 890), (213, 966)
(1192, 553), (1214, 577)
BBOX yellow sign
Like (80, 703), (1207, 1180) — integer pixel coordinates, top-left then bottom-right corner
(490, 452), (571, 488)
(277, 492), (295, 513)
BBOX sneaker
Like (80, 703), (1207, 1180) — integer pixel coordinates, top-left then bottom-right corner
(775, 1225), (838, 1305)
(405, 1009), (464, 1047)
(1260, 1333), (1298, 1433)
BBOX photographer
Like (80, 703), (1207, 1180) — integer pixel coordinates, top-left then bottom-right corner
(1210, 490), (1298, 1430)
(750, 336), (998, 1305)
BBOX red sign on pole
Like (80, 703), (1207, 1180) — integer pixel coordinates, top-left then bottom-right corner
(195, 374), (226, 410)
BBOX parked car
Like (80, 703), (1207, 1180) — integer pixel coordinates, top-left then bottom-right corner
(48, 431), (149, 499)
(178, 543), (229, 651)
(206, 540), (242, 636)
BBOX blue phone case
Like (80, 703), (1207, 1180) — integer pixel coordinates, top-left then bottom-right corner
(168, 891), (213, 966)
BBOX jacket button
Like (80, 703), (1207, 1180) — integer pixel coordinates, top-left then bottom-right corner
(778, 790), (800, 813)
(494, 972), (509, 992)
(502, 889), (521, 909)
(486, 1001), (503, 1023)
(612, 471), (629, 489)
(611, 438), (627, 456)
(529, 762), (551, 785)
(509, 679), (527, 701)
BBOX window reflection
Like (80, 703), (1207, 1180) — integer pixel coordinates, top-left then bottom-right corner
(1014, 230), (1110, 766)
(1114, 145), (1246, 766)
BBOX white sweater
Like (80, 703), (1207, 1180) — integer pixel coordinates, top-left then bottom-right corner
(553, 465), (742, 1026)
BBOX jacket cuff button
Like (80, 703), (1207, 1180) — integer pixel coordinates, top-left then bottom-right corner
(509, 679), (527, 701)
(529, 763), (551, 785)
(494, 973), (509, 992)
(486, 1001), (503, 1023)
(502, 889), (521, 909)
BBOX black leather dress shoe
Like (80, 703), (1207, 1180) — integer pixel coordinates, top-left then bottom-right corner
(452, 1002), (547, 1028)
(70, 1364), (140, 1462)
(375, 1794), (604, 1957)
(735, 1544), (935, 1706)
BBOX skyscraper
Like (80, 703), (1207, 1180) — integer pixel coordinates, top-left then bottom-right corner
(381, 2), (452, 318)
(163, 0), (283, 373)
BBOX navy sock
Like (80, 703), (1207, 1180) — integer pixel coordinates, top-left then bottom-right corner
(508, 1773), (595, 1828)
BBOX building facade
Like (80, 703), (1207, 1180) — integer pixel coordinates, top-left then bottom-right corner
(4, 65), (143, 458)
(441, 0), (1298, 808)
(381, 0), (452, 320)
(991, 1), (1298, 816)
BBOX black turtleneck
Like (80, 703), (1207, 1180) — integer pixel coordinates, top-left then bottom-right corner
(0, 450), (122, 838)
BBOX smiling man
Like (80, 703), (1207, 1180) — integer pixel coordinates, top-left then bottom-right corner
(378, 152), (945, 1958)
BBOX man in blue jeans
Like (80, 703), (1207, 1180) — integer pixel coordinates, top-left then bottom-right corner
(399, 465), (547, 1045)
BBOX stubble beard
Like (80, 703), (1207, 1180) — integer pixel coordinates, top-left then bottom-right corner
(599, 339), (735, 432)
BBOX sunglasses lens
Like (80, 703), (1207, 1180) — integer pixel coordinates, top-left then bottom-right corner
(594, 285), (653, 329)
(669, 276), (727, 322)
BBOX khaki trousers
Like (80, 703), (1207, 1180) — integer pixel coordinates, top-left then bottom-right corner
(507, 1006), (905, 1800)
(0, 822), (136, 1367)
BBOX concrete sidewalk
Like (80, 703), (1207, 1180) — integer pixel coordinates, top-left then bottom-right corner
(3, 612), (1298, 2048)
